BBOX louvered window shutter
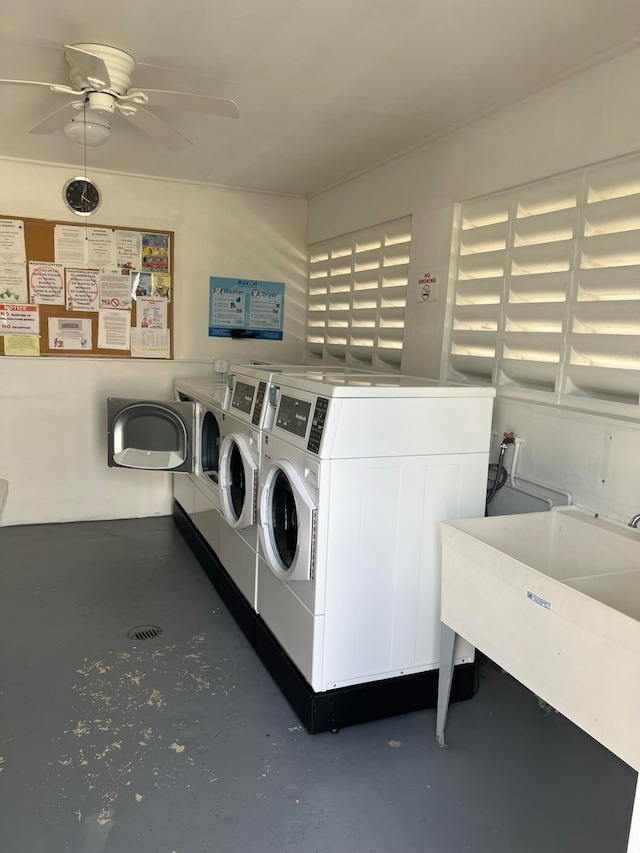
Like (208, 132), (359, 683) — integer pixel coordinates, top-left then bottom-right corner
(446, 152), (640, 417)
(306, 216), (411, 369)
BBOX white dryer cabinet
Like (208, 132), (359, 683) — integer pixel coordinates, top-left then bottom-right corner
(253, 373), (496, 729)
(173, 370), (497, 732)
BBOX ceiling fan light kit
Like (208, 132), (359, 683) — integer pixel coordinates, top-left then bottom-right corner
(64, 113), (111, 146)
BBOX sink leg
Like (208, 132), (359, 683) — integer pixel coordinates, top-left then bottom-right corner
(436, 622), (456, 747)
(627, 772), (640, 853)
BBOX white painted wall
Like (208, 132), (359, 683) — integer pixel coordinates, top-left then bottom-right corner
(308, 48), (640, 523)
(0, 159), (307, 526)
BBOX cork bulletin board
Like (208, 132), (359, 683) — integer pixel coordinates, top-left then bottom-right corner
(0, 215), (174, 359)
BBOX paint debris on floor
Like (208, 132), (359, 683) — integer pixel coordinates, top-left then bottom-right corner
(0, 516), (635, 853)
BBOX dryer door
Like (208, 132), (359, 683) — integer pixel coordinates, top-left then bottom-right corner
(200, 408), (221, 489)
(107, 398), (195, 471)
(258, 459), (317, 581)
(219, 432), (258, 529)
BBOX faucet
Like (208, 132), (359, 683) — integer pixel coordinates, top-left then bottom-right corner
(629, 514), (640, 528)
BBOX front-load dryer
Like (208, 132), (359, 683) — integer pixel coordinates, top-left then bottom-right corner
(105, 376), (225, 555)
(256, 373), (496, 694)
(218, 365), (388, 610)
(178, 379), (225, 560)
(173, 389), (197, 516)
(217, 373), (263, 609)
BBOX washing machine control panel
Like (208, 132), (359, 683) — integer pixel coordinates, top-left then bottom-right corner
(231, 379), (256, 415)
(252, 381), (267, 426)
(307, 396), (329, 454)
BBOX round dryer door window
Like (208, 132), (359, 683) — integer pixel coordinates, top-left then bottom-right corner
(219, 432), (258, 529)
(258, 458), (317, 582)
(201, 411), (220, 484)
(228, 441), (246, 520)
(270, 469), (298, 569)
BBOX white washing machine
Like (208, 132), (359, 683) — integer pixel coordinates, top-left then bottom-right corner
(217, 364), (391, 610)
(217, 372), (263, 608)
(175, 378), (225, 559)
(256, 373), (496, 693)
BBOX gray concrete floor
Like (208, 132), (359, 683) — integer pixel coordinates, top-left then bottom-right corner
(0, 516), (635, 853)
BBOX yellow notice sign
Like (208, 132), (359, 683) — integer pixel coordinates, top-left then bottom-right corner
(4, 334), (40, 356)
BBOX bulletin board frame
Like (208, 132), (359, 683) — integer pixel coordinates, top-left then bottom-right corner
(0, 215), (174, 359)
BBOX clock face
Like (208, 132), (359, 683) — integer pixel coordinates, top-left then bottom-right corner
(63, 177), (101, 217)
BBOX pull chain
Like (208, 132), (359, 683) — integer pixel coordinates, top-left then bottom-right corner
(83, 101), (88, 215)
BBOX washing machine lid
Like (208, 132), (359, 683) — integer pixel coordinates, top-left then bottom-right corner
(175, 379), (227, 407)
(219, 432), (258, 528)
(271, 373), (497, 398)
(107, 398), (195, 472)
(258, 458), (317, 581)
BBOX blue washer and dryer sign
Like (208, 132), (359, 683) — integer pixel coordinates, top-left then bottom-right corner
(208, 276), (285, 340)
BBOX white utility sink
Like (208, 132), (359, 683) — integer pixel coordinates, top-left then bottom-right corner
(437, 506), (640, 852)
(439, 506), (640, 769)
(448, 506), (640, 618)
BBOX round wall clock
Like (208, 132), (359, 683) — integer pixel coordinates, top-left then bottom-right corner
(63, 176), (102, 217)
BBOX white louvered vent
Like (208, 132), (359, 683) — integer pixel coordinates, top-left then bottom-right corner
(445, 151), (640, 417)
(306, 216), (411, 369)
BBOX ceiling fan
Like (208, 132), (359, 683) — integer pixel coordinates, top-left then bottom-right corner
(0, 43), (240, 151)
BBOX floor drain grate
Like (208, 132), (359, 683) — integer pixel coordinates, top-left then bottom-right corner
(127, 625), (164, 641)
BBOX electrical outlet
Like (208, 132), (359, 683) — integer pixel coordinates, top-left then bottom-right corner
(214, 358), (228, 373)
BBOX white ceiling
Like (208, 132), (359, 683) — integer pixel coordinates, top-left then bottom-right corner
(1, 0), (640, 197)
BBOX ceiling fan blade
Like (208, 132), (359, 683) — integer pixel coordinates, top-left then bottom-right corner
(64, 44), (111, 89)
(138, 89), (240, 118)
(0, 78), (77, 94)
(124, 106), (192, 151)
(29, 102), (78, 134)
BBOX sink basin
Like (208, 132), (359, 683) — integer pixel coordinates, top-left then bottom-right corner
(440, 506), (640, 769)
(448, 506), (640, 580)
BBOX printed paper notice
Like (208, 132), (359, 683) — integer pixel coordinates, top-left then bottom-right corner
(131, 271), (171, 302)
(100, 268), (132, 310)
(0, 302), (39, 335)
(131, 328), (170, 359)
(131, 270), (151, 298)
(54, 224), (87, 266)
(136, 296), (167, 329)
(66, 268), (99, 311)
(98, 307), (131, 350)
(116, 230), (142, 270)
(4, 334), (40, 356)
(0, 219), (26, 264)
(48, 317), (92, 351)
(150, 273), (171, 301)
(141, 233), (170, 273)
(29, 261), (65, 305)
(86, 227), (116, 268)
(0, 264), (28, 302)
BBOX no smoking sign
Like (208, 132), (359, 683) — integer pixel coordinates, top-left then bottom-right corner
(416, 270), (439, 302)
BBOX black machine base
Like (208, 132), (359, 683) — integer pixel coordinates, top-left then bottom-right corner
(173, 500), (477, 734)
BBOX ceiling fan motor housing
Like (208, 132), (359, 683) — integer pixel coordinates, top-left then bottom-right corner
(84, 91), (117, 115)
(66, 43), (135, 95)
